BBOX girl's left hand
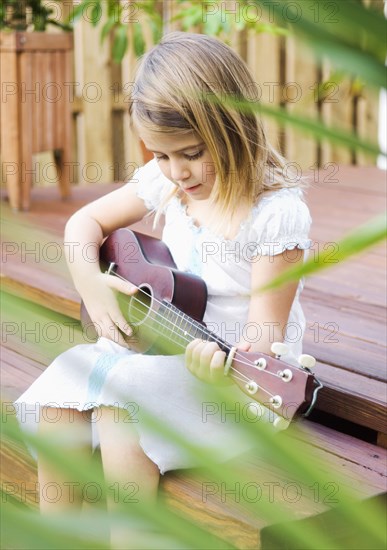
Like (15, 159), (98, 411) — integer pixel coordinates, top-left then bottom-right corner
(185, 339), (250, 385)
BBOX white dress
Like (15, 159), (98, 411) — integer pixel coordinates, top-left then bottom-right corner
(14, 159), (312, 474)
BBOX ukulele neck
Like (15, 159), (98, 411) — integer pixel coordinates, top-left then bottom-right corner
(159, 301), (231, 354)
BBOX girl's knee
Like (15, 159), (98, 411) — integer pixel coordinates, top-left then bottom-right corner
(39, 406), (93, 429)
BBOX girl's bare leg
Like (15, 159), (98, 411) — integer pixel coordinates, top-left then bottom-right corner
(97, 406), (160, 549)
(37, 407), (93, 513)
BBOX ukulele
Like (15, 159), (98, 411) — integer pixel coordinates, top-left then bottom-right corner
(81, 228), (323, 427)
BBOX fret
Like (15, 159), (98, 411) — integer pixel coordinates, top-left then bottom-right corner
(171, 307), (178, 338)
(182, 313), (190, 338)
(161, 302), (173, 338)
(159, 301), (231, 356)
(166, 305), (176, 340)
(181, 313), (192, 342)
(177, 313), (187, 345)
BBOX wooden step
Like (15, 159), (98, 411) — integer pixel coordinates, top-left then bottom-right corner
(1, 168), (386, 439)
(2, 319), (387, 548)
(2, 391), (386, 549)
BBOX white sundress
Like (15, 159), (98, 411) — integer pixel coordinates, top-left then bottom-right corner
(14, 159), (312, 474)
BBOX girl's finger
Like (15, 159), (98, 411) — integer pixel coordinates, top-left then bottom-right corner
(210, 350), (227, 384)
(237, 341), (251, 352)
(110, 315), (133, 337)
(105, 275), (138, 296)
(100, 319), (127, 347)
(198, 342), (221, 382)
(185, 339), (206, 374)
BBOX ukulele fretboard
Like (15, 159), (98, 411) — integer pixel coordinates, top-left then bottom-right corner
(156, 301), (231, 355)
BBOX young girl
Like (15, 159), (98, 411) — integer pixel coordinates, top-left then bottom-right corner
(15, 31), (311, 548)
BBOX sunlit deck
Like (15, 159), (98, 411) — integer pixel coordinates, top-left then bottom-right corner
(2, 165), (386, 438)
(1, 165), (386, 548)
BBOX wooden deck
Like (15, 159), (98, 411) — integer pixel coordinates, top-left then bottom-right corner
(1, 165), (386, 548)
(2, 165), (386, 439)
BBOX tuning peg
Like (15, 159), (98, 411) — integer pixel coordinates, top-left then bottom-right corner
(298, 354), (316, 370)
(273, 416), (290, 431)
(245, 381), (259, 395)
(271, 342), (289, 358)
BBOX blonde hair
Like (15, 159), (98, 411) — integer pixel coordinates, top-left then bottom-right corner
(129, 31), (301, 229)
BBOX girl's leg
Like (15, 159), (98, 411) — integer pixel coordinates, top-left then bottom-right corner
(97, 406), (160, 549)
(38, 407), (93, 513)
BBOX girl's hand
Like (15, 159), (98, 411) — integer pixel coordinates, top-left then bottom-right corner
(80, 273), (137, 347)
(185, 339), (251, 385)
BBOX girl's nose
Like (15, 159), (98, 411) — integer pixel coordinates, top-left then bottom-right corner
(170, 159), (191, 183)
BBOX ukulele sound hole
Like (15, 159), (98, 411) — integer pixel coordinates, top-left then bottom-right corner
(127, 285), (152, 325)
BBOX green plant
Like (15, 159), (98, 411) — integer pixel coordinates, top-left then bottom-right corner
(0, 0), (71, 32)
(66, 0), (287, 63)
(66, 0), (163, 62)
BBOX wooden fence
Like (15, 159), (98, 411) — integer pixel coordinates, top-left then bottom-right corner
(1, 0), (383, 191)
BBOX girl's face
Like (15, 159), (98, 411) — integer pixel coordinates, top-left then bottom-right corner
(139, 129), (216, 201)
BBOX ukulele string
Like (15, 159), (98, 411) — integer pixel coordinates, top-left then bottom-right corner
(129, 289), (280, 380)
(126, 301), (256, 387)
(126, 301), (277, 395)
(110, 271), (280, 388)
(108, 270), (281, 394)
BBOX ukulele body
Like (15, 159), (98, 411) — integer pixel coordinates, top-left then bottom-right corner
(81, 228), (208, 354)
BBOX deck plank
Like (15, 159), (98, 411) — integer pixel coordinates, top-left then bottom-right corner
(1, 404), (386, 550)
(1, 166), (386, 435)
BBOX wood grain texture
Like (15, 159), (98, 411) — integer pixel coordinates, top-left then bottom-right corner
(0, 167), (386, 435)
(1, 397), (386, 550)
(0, 49), (20, 208)
(1, 32), (74, 209)
(1, 165), (386, 547)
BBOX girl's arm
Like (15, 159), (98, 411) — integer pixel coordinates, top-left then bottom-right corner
(242, 247), (303, 355)
(185, 248), (304, 383)
(64, 181), (150, 345)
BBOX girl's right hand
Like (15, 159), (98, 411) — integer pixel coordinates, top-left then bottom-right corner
(79, 273), (138, 347)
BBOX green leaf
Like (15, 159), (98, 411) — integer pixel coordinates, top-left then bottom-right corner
(133, 21), (145, 58)
(203, 94), (384, 159)
(256, 0), (387, 89)
(47, 19), (73, 32)
(107, 0), (121, 19)
(112, 24), (128, 63)
(253, 22), (290, 36)
(149, 14), (163, 45)
(203, 11), (221, 36)
(65, 0), (94, 24)
(258, 212), (387, 292)
(100, 16), (116, 45)
(90, 2), (102, 27)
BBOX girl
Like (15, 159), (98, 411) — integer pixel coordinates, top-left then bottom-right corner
(15, 31), (311, 548)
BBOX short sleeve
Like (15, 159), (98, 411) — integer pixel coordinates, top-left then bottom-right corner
(250, 188), (312, 256)
(133, 158), (175, 211)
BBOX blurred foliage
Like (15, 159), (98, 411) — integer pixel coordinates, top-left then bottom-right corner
(2, 354), (385, 550)
(66, 0), (163, 61)
(257, 0), (386, 89)
(66, 0), (289, 63)
(0, 0), (72, 32)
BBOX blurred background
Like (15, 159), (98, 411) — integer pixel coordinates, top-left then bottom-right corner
(0, 0), (385, 208)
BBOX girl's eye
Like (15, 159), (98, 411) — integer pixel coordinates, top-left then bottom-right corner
(185, 150), (203, 161)
(154, 151), (204, 162)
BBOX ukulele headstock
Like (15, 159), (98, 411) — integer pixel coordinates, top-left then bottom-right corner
(229, 343), (321, 425)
